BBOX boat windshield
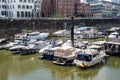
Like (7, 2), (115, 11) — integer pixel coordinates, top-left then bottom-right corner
(77, 54), (92, 62)
(44, 50), (55, 54)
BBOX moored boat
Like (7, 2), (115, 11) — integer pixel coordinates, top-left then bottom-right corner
(39, 49), (55, 60)
(20, 41), (47, 55)
(39, 39), (63, 60)
(39, 39), (63, 53)
(3, 41), (19, 50)
(53, 30), (69, 37)
(74, 49), (106, 68)
(53, 45), (81, 65)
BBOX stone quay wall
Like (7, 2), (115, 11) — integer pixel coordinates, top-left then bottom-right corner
(0, 18), (120, 38)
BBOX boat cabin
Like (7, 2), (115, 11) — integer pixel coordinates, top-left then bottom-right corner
(105, 41), (120, 56)
(89, 41), (106, 51)
(76, 49), (100, 61)
(74, 49), (106, 68)
(53, 46), (80, 65)
(74, 27), (99, 39)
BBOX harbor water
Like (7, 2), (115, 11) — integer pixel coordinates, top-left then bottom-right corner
(0, 50), (120, 80)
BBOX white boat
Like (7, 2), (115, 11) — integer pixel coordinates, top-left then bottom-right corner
(0, 38), (7, 49)
(27, 32), (49, 41)
(79, 41), (89, 48)
(74, 49), (106, 68)
(9, 44), (26, 53)
(39, 32), (49, 40)
(53, 45), (81, 65)
(53, 30), (69, 36)
(39, 39), (63, 53)
(0, 38), (7, 43)
(15, 31), (49, 41)
(89, 41), (106, 49)
(74, 27), (99, 39)
(110, 27), (120, 32)
(3, 41), (19, 50)
(62, 39), (80, 48)
(108, 32), (120, 38)
(20, 41), (47, 55)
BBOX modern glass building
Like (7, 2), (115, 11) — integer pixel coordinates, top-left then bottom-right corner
(90, 1), (120, 19)
(86, 0), (100, 3)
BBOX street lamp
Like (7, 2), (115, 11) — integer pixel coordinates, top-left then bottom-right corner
(31, 0), (39, 31)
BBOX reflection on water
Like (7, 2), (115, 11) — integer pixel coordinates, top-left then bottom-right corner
(0, 50), (120, 80)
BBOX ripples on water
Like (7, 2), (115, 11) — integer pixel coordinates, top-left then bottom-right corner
(0, 50), (120, 80)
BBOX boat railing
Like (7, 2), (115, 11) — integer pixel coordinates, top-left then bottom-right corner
(54, 49), (73, 57)
(109, 38), (120, 43)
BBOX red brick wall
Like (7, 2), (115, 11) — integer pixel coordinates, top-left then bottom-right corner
(56, 0), (80, 17)
(41, 0), (53, 17)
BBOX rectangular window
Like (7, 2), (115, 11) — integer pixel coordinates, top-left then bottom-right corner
(2, 0), (5, 2)
(2, 5), (4, 9)
(18, 5), (21, 9)
(22, 5), (25, 9)
(1, 11), (5, 15)
(17, 11), (20, 17)
(32, 0), (34, 3)
(19, 0), (22, 2)
(25, 11), (27, 17)
(30, 5), (32, 9)
(28, 12), (30, 17)
(13, 5), (14, 9)
(26, 5), (29, 9)
(21, 11), (24, 17)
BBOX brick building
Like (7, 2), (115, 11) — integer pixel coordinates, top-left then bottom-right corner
(41, 0), (92, 17)
(75, 2), (92, 17)
(56, 0), (80, 17)
(41, 0), (80, 17)
(41, 0), (54, 17)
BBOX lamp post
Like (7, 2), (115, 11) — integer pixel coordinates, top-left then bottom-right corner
(64, 11), (67, 30)
(71, 17), (74, 47)
(32, 0), (38, 31)
(32, 0), (41, 31)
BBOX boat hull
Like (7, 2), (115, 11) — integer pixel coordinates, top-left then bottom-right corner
(74, 57), (104, 68)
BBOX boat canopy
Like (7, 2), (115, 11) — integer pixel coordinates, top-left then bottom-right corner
(77, 54), (92, 61)
(77, 53), (91, 56)
(45, 49), (55, 52)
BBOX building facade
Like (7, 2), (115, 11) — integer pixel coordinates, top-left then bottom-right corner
(90, 1), (120, 19)
(111, 0), (120, 3)
(0, 0), (42, 19)
(86, 0), (100, 3)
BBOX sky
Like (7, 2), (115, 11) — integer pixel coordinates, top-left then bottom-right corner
(81, 0), (119, 2)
